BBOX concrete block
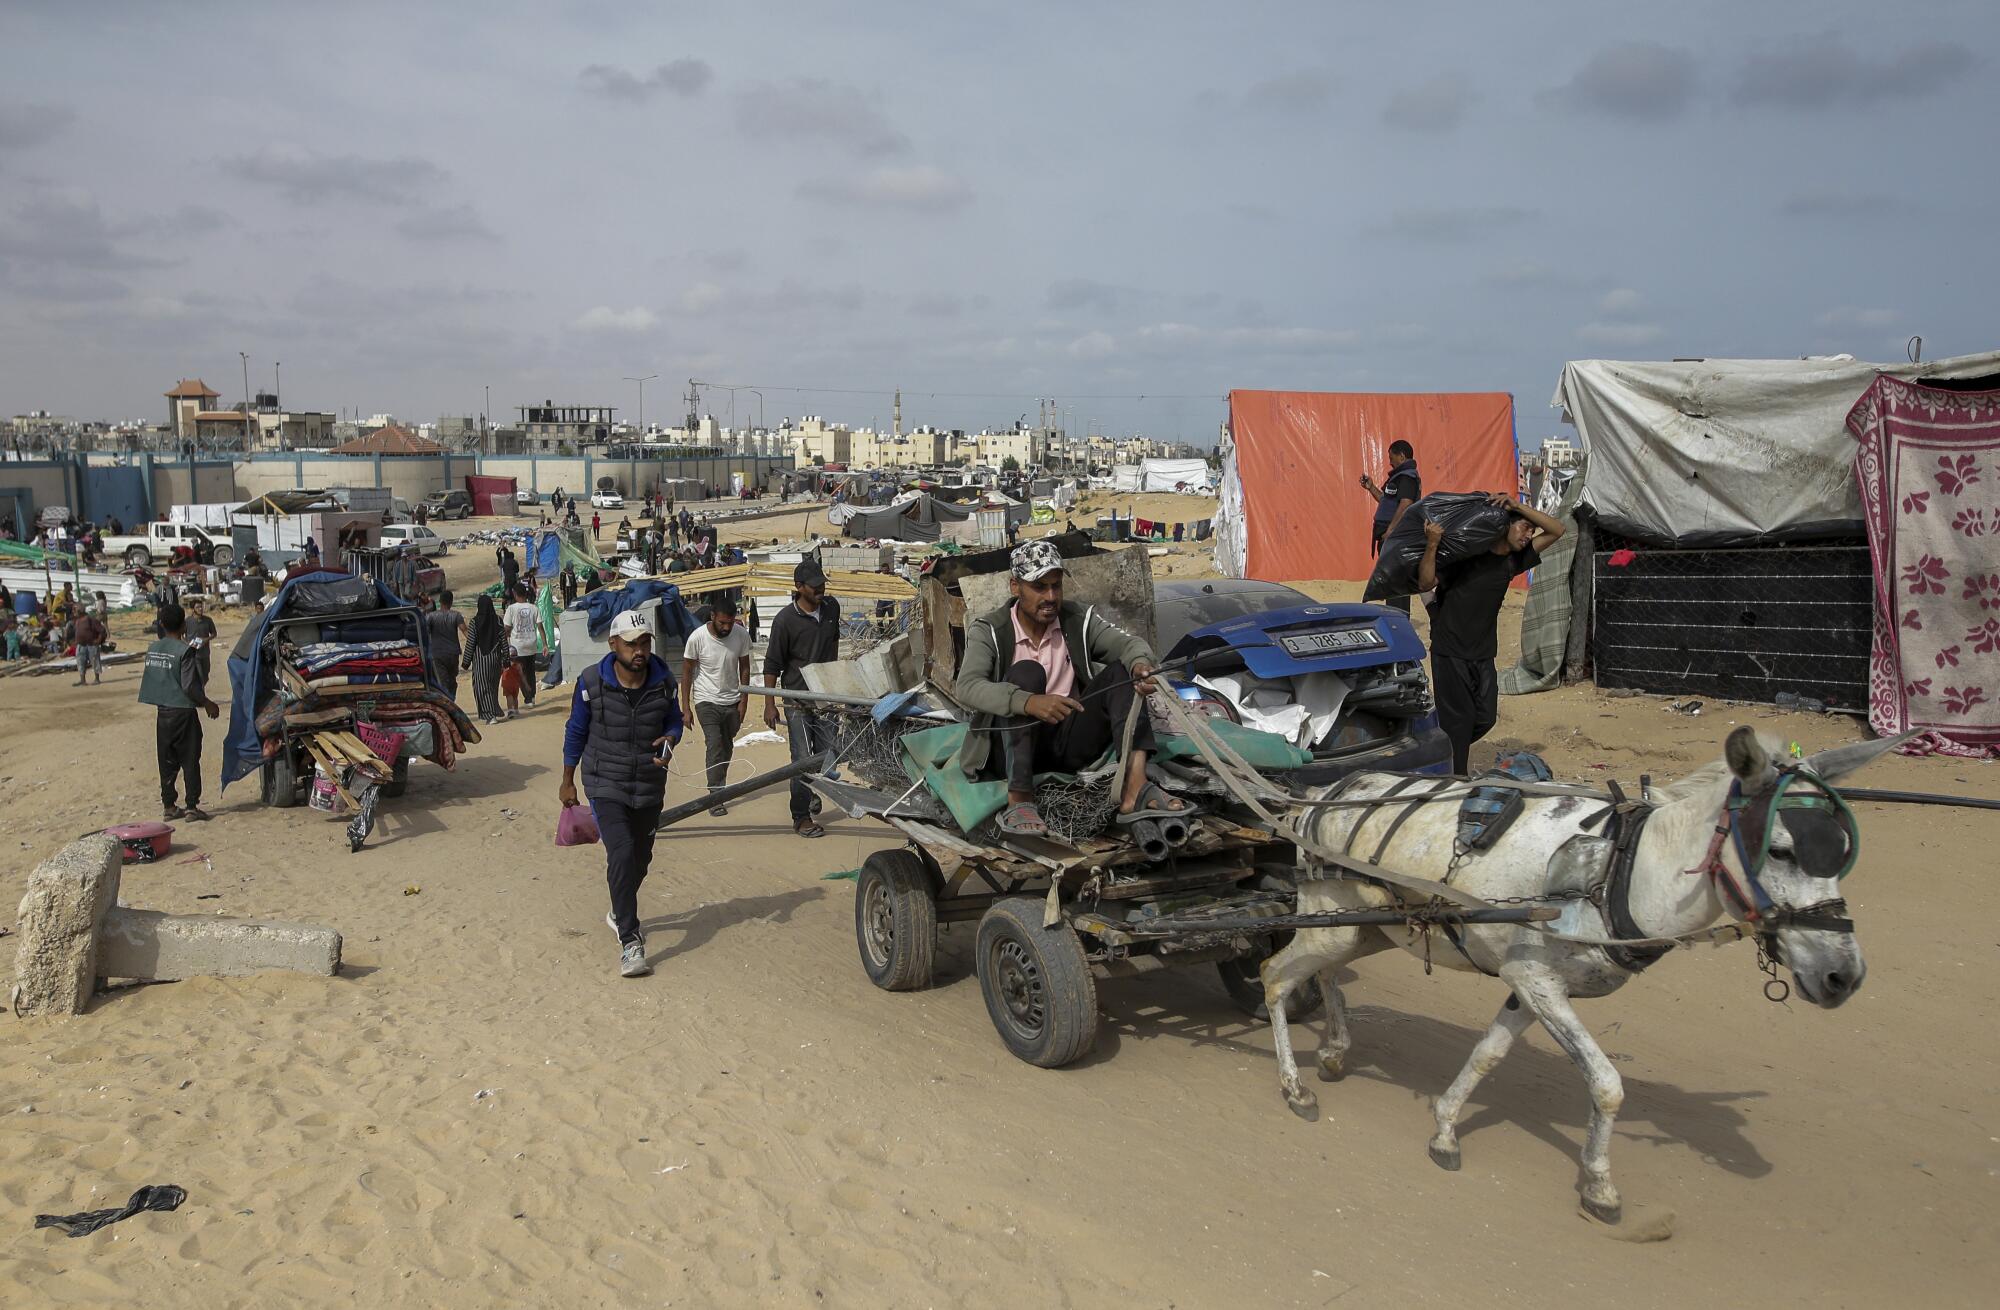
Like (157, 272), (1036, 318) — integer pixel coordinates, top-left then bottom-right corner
(96, 908), (342, 982)
(11, 835), (121, 1018)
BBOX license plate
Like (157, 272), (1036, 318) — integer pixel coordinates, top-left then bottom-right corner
(1279, 627), (1385, 656)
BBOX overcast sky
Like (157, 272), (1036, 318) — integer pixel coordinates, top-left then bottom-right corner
(1, 0), (1993, 445)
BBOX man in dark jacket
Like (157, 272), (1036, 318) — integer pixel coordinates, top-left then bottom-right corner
(952, 540), (1190, 838)
(1416, 493), (1564, 773)
(1360, 440), (1421, 613)
(560, 609), (684, 977)
(761, 560), (841, 838)
(139, 603), (220, 822)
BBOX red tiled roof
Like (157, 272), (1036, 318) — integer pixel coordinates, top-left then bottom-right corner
(330, 423), (443, 456)
(166, 378), (221, 398)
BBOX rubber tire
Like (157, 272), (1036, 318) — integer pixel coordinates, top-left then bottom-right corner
(1217, 932), (1327, 1024)
(264, 748), (299, 809)
(854, 849), (937, 991)
(126, 546), (150, 567)
(211, 546), (234, 567)
(384, 757), (410, 799)
(975, 896), (1098, 1068)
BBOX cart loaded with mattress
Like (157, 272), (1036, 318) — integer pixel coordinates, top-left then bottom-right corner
(220, 568), (480, 850)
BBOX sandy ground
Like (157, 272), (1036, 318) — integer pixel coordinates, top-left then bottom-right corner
(3, 518), (1998, 1308)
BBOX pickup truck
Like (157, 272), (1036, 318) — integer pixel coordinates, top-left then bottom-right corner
(104, 521), (235, 568)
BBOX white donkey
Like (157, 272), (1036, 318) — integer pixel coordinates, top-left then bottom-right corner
(1258, 726), (1891, 1222)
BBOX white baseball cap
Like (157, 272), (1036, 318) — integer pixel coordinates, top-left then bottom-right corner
(608, 610), (652, 640)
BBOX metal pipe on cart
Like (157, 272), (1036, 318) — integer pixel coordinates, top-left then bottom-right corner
(654, 750), (833, 832)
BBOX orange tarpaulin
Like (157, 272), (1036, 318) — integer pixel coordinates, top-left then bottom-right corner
(1227, 389), (1519, 582)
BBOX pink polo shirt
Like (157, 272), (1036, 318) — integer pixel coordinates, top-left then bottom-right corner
(1010, 604), (1075, 699)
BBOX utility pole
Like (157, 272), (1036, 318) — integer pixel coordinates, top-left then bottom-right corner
(625, 373), (658, 436)
(685, 378), (702, 438)
(238, 351), (251, 453)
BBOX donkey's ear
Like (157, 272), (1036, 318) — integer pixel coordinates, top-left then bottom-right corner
(1725, 726), (1772, 783)
(1804, 730), (1917, 783)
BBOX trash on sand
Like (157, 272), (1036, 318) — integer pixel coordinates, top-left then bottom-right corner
(35, 1184), (187, 1238)
(1774, 691), (1827, 714)
(656, 1162), (689, 1175)
(822, 868), (861, 881)
(1665, 699), (1703, 715)
(732, 729), (784, 748)
(403, 885), (421, 896)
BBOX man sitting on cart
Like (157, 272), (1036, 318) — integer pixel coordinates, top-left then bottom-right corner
(953, 539), (1193, 839)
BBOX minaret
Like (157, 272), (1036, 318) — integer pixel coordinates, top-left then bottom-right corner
(893, 388), (902, 437)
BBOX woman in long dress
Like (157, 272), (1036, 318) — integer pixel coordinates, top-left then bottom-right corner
(466, 594), (507, 724)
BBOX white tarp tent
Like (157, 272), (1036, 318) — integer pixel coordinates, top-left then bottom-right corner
(1139, 457), (1213, 493)
(1111, 464), (1142, 493)
(1213, 435), (1247, 577)
(1556, 351), (2000, 545)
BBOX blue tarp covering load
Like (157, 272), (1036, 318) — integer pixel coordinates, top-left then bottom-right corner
(572, 578), (696, 639)
(220, 569), (426, 791)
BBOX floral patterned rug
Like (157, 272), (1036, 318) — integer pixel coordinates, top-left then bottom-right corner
(1848, 375), (2000, 757)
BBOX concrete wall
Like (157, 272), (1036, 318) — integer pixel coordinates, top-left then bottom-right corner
(8, 452), (795, 525)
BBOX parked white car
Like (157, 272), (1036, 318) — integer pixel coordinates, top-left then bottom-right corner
(379, 524), (447, 556)
(590, 490), (624, 509)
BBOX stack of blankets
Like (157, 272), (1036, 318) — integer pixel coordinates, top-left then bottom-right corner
(260, 639), (481, 770)
(293, 640), (425, 690)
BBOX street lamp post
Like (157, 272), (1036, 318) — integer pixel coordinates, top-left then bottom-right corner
(625, 374), (658, 437)
(239, 351), (250, 452)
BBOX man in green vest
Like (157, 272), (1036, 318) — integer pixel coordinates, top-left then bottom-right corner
(139, 602), (220, 822)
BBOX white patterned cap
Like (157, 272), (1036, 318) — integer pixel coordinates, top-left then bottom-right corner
(1010, 539), (1064, 581)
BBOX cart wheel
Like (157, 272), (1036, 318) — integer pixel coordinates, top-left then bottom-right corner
(975, 896), (1098, 1068)
(263, 749), (299, 809)
(1217, 933), (1326, 1024)
(854, 849), (937, 991)
(384, 757), (410, 799)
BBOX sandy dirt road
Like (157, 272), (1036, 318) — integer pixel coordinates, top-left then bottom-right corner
(2, 533), (1996, 1307)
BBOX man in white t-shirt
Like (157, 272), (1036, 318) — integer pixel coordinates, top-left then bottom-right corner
(680, 596), (753, 815)
(502, 584), (541, 709)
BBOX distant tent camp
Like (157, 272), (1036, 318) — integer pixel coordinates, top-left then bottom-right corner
(840, 493), (974, 542)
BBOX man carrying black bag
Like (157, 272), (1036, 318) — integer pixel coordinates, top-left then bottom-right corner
(1416, 493), (1563, 774)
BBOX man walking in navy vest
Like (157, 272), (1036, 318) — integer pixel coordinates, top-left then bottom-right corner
(560, 610), (683, 978)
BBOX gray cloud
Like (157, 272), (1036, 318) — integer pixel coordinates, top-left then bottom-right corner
(1381, 206), (1534, 242)
(1541, 42), (1696, 121)
(223, 146), (449, 203)
(1242, 69), (1334, 114)
(796, 166), (970, 213)
(1046, 278), (1144, 314)
(291, 274), (509, 320)
(1227, 202), (1279, 223)
(1576, 321), (1664, 347)
(909, 291), (969, 318)
(1382, 75), (1473, 132)
(0, 101), (74, 149)
(578, 59), (713, 102)
(1732, 35), (1975, 109)
(736, 79), (909, 157)
(395, 203), (500, 243)
(1779, 189), (1898, 219)
(1815, 305), (1901, 329)
(0, 188), (172, 271)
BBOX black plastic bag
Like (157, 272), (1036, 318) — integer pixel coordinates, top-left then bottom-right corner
(287, 576), (380, 617)
(1363, 493), (1513, 601)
